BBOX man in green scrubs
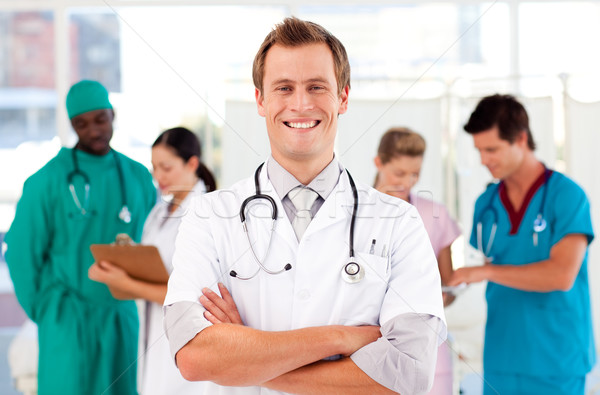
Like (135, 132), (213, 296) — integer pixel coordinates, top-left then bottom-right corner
(5, 80), (156, 394)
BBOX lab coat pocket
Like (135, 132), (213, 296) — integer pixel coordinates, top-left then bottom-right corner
(338, 252), (390, 326)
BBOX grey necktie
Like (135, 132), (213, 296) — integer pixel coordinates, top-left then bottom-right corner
(289, 187), (318, 240)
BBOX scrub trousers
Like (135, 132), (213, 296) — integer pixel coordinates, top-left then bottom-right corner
(484, 372), (585, 395)
(36, 288), (138, 395)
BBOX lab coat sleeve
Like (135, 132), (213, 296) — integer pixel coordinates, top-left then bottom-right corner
(164, 301), (211, 363)
(5, 175), (52, 321)
(351, 314), (443, 394)
(163, 194), (222, 360)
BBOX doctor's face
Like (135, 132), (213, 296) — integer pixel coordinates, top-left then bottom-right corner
(374, 155), (423, 202)
(256, 43), (349, 167)
(472, 126), (526, 180)
(71, 109), (114, 155)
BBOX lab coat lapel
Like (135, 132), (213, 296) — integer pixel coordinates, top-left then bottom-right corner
(304, 171), (353, 237)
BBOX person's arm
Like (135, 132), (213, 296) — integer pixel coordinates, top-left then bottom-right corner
(175, 322), (381, 387)
(88, 260), (167, 304)
(449, 233), (588, 292)
(197, 286), (386, 391)
(437, 245), (456, 306)
(437, 245), (454, 284)
(4, 176), (51, 321)
(263, 358), (397, 395)
(199, 285), (433, 395)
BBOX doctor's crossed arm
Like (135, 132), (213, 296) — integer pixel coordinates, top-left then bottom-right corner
(198, 284), (393, 393)
(164, 17), (445, 395)
(198, 284), (443, 395)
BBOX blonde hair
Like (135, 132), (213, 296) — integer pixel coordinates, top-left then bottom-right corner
(377, 127), (426, 164)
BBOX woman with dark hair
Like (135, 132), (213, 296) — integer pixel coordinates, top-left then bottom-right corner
(89, 127), (215, 394)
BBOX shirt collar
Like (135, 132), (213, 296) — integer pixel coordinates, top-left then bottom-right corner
(266, 155), (342, 201)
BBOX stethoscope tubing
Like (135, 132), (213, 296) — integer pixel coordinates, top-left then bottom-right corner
(477, 167), (551, 258)
(68, 148), (131, 223)
(233, 162), (359, 281)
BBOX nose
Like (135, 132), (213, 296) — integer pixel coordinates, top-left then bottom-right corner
(479, 152), (490, 166)
(290, 90), (313, 112)
(153, 169), (164, 184)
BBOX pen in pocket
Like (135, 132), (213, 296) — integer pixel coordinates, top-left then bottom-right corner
(369, 239), (376, 254)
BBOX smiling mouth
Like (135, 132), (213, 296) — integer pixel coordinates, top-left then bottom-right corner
(284, 120), (320, 129)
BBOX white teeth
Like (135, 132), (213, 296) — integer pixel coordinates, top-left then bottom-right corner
(287, 121), (317, 129)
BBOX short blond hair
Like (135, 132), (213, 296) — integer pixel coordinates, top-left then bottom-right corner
(252, 17), (350, 95)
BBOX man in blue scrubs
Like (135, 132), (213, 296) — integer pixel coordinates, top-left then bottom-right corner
(449, 94), (595, 394)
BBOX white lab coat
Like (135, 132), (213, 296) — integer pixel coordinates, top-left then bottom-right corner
(166, 163), (446, 395)
(138, 181), (206, 395)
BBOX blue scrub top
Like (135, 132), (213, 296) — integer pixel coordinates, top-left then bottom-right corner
(470, 170), (595, 377)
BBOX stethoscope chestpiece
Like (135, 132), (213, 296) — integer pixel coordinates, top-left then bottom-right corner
(341, 261), (364, 284)
(533, 214), (547, 233)
(119, 206), (132, 224)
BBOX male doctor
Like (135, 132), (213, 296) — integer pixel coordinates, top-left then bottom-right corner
(449, 94), (595, 394)
(164, 17), (446, 395)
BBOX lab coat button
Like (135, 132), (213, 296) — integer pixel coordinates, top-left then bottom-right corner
(298, 289), (310, 300)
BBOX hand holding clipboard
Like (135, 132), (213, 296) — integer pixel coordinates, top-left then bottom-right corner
(88, 234), (169, 300)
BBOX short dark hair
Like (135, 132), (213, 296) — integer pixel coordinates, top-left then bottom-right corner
(252, 17), (350, 95)
(464, 94), (536, 150)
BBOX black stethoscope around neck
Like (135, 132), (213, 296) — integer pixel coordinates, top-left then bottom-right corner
(231, 163), (363, 283)
(476, 167), (551, 260)
(67, 147), (132, 223)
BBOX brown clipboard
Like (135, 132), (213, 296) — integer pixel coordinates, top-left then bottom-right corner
(90, 244), (169, 284)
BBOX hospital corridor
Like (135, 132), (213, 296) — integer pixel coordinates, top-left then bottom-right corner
(1, 1), (600, 394)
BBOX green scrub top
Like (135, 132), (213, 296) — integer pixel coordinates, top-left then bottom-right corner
(6, 147), (156, 395)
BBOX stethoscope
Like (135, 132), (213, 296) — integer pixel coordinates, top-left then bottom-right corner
(231, 163), (363, 283)
(67, 148), (132, 223)
(476, 168), (550, 260)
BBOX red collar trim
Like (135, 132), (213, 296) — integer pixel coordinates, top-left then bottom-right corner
(499, 168), (553, 235)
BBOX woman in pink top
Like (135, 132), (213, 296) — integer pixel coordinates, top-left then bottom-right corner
(374, 127), (461, 395)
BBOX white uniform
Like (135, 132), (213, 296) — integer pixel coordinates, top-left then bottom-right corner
(138, 181), (206, 395)
(165, 162), (446, 395)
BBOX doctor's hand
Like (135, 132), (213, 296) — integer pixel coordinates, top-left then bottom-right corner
(200, 283), (244, 325)
(88, 260), (136, 299)
(448, 265), (490, 286)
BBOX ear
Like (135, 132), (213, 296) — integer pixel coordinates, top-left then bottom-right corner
(337, 85), (349, 115)
(187, 155), (200, 173)
(516, 130), (528, 147)
(374, 155), (383, 170)
(255, 88), (265, 117)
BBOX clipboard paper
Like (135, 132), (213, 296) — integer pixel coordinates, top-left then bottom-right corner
(90, 244), (169, 284)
